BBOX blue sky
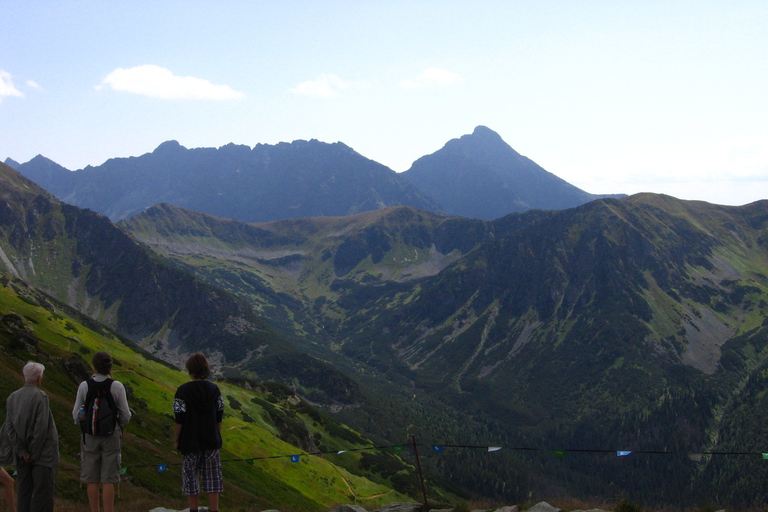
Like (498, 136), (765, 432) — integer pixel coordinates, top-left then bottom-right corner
(1, 1), (767, 206)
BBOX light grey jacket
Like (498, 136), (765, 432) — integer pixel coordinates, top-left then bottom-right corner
(1, 383), (59, 467)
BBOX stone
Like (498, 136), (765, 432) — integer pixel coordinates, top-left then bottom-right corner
(331, 506), (368, 512)
(373, 503), (424, 512)
(527, 503), (561, 512)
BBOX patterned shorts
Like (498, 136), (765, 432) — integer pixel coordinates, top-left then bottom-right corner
(181, 450), (223, 495)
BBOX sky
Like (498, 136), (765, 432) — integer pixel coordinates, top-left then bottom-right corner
(1, 1), (767, 206)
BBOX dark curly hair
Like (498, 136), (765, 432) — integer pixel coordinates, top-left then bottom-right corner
(185, 353), (210, 380)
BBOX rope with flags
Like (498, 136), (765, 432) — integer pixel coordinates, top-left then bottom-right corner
(46, 438), (768, 475)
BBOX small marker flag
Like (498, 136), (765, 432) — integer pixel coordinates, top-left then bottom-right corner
(337, 450), (347, 455)
(488, 446), (502, 452)
(689, 453), (703, 462)
(290, 455), (300, 463)
(432, 445), (444, 453)
(246, 459), (254, 465)
(393, 445), (404, 453)
(763, 453), (768, 460)
(617, 451), (632, 457)
(121, 467), (127, 474)
(158, 464), (168, 472)
(553, 450), (566, 458)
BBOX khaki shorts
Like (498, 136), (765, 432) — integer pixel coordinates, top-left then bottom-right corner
(80, 430), (122, 483)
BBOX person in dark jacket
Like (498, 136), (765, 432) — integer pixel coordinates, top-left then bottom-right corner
(173, 353), (224, 512)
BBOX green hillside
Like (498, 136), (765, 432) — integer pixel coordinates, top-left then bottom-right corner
(0, 272), (417, 511)
(9, 154), (768, 508)
(121, 195), (768, 508)
(119, 203), (544, 354)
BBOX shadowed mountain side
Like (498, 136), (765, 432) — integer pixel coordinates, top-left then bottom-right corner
(341, 194), (768, 384)
(7, 139), (443, 222)
(7, 126), (627, 225)
(401, 126), (622, 220)
(122, 191), (768, 507)
(119, 203), (552, 351)
(329, 195), (768, 506)
(0, 161), (291, 365)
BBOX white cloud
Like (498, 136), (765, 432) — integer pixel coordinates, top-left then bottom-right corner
(26, 79), (42, 90)
(400, 68), (464, 90)
(289, 74), (369, 98)
(99, 65), (245, 100)
(0, 70), (24, 102)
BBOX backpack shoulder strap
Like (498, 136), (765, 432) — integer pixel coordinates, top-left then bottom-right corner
(87, 377), (114, 394)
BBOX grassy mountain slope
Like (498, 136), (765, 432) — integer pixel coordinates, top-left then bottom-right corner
(121, 193), (768, 507)
(120, 203), (549, 351)
(337, 194), (768, 506)
(0, 161), (301, 368)
(0, 272), (417, 511)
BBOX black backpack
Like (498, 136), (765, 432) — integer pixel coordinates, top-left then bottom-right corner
(79, 378), (119, 437)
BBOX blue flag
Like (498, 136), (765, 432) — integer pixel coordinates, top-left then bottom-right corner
(158, 464), (168, 472)
(432, 445), (444, 453)
(617, 451), (632, 457)
(290, 455), (300, 463)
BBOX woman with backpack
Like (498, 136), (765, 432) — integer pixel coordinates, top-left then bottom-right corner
(72, 351), (131, 512)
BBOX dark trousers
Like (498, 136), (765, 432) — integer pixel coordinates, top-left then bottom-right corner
(16, 460), (55, 512)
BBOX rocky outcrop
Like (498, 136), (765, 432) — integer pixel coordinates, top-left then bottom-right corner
(0, 312), (39, 353)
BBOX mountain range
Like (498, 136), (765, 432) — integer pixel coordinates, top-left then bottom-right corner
(2, 128), (768, 509)
(400, 126), (609, 218)
(118, 193), (768, 508)
(5, 126), (615, 223)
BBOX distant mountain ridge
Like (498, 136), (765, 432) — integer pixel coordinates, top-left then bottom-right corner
(7, 138), (443, 222)
(401, 126), (618, 218)
(6, 127), (620, 223)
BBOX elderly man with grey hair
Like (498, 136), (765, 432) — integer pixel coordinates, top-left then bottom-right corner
(0, 361), (59, 512)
